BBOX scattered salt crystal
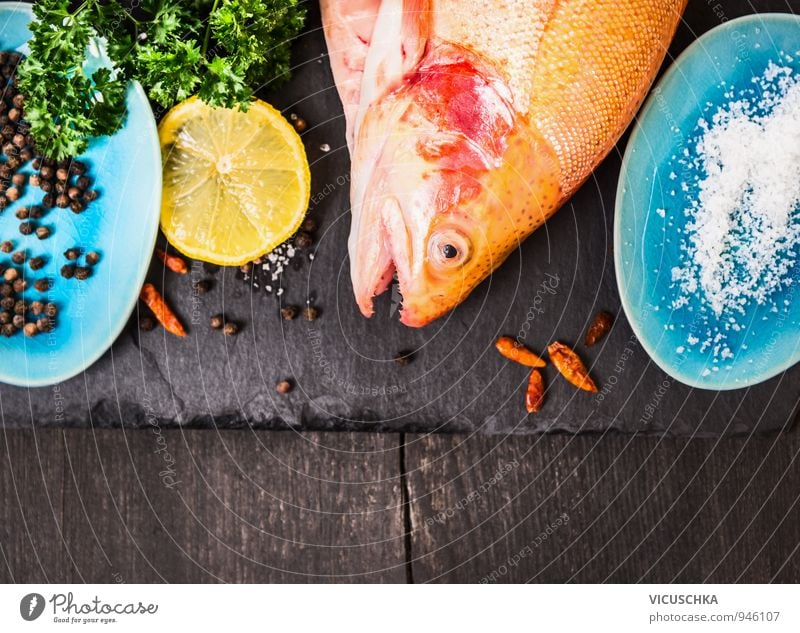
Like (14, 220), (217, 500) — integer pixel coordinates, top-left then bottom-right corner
(676, 346), (685, 353)
(655, 208), (666, 218)
(320, 143), (331, 152)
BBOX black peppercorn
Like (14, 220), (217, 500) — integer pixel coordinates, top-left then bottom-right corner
(76, 176), (90, 190)
(28, 256), (45, 271)
(5, 186), (19, 201)
(29, 173), (41, 187)
(55, 194), (70, 208)
(394, 350), (414, 366)
(83, 190), (99, 202)
(44, 303), (57, 317)
(6, 156), (20, 170)
(210, 314), (224, 329)
(3, 267), (17, 281)
(74, 266), (91, 281)
(11, 173), (25, 188)
(40, 180), (53, 193)
(139, 315), (156, 332)
(68, 186), (82, 200)
(0, 311), (8, 325)
(28, 206), (43, 219)
(60, 264), (75, 279)
(11, 93), (23, 109)
(54, 181), (67, 194)
(301, 218), (317, 233)
(35, 226), (51, 240)
(11, 251), (24, 265)
(19, 148), (32, 163)
(11, 132), (25, 148)
(33, 278), (51, 292)
(69, 161), (86, 176)
(12, 278), (25, 293)
(1, 323), (15, 337)
(0, 283), (10, 297)
(31, 157), (41, 170)
(85, 251), (100, 266)
(23, 322), (37, 337)
(14, 207), (28, 220)
(69, 200), (84, 214)
(18, 222), (33, 235)
(280, 305), (299, 320)
(0, 240), (11, 253)
(302, 305), (319, 321)
(12, 314), (23, 329)
(39, 165), (53, 179)
(55, 167), (69, 182)
(193, 279), (210, 294)
(13, 300), (25, 315)
(0, 297), (12, 310)
(0, 195), (8, 210)
(29, 301), (43, 316)
(64, 248), (80, 261)
(7, 108), (19, 122)
(223, 322), (238, 336)
(294, 231), (313, 248)
(1, 142), (15, 155)
(42, 194), (54, 208)
(276, 380), (293, 394)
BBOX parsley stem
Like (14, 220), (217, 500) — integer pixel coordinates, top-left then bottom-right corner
(201, 0), (222, 58)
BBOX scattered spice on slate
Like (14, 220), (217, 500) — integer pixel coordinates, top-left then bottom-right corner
(154, 247), (188, 274)
(223, 321), (238, 336)
(300, 217), (316, 233)
(289, 113), (307, 133)
(584, 311), (613, 347)
(210, 314), (224, 330)
(140, 283), (186, 337)
(193, 279), (211, 295)
(394, 350), (414, 366)
(294, 231), (313, 248)
(280, 305), (298, 321)
(302, 305), (319, 321)
(139, 314), (156, 332)
(276, 380), (292, 394)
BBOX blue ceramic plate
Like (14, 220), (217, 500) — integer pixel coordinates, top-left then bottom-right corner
(0, 2), (161, 387)
(615, 13), (800, 390)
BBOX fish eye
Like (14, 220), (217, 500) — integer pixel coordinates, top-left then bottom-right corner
(429, 228), (472, 268)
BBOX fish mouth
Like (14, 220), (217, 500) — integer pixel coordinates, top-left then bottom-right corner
(349, 194), (414, 320)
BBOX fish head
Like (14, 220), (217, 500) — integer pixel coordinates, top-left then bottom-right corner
(349, 45), (562, 327)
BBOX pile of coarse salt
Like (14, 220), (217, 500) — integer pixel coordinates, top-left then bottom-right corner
(669, 61), (800, 362)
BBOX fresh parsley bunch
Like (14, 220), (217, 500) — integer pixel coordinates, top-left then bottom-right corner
(18, 0), (306, 160)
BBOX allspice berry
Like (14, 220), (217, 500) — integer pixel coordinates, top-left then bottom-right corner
(276, 380), (293, 394)
(210, 314), (224, 330)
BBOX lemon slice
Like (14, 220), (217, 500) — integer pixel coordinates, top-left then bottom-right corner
(158, 96), (310, 266)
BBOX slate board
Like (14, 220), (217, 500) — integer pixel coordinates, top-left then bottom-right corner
(1, 0), (799, 436)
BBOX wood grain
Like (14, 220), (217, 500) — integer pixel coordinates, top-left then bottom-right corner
(404, 433), (800, 583)
(1, 430), (406, 583)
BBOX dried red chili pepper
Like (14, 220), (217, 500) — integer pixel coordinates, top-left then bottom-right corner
(495, 336), (546, 368)
(585, 310), (613, 347)
(154, 247), (188, 274)
(525, 369), (546, 413)
(140, 283), (186, 337)
(548, 341), (597, 393)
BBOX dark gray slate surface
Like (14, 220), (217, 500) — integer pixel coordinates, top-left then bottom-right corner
(1, 0), (798, 435)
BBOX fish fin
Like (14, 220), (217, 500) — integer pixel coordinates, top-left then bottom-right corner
(320, 0), (382, 151)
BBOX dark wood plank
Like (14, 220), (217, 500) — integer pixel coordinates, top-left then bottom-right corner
(405, 434), (800, 583)
(2, 429), (406, 583)
(0, 429), (74, 583)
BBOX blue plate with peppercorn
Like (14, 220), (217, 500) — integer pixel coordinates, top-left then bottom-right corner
(0, 2), (161, 387)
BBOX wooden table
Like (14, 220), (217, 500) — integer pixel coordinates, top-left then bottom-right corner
(2, 429), (799, 583)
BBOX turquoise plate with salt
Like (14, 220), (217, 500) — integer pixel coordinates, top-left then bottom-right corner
(0, 2), (161, 387)
(616, 13), (800, 390)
